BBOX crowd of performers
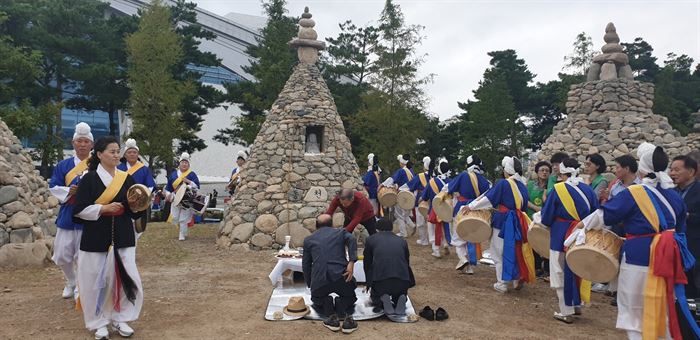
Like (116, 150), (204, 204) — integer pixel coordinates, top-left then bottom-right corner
(360, 146), (700, 339)
(45, 121), (700, 339)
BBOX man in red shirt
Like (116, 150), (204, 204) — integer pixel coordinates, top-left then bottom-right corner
(326, 189), (377, 235)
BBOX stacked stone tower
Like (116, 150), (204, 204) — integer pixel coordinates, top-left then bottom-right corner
(217, 8), (363, 250)
(537, 23), (691, 170)
(0, 118), (58, 267)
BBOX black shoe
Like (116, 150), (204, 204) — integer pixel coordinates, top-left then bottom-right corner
(435, 307), (449, 321)
(610, 298), (617, 307)
(323, 314), (340, 332)
(419, 306), (434, 321)
(341, 316), (358, 334)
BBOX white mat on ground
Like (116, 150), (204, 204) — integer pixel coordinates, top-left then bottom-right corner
(264, 281), (416, 323)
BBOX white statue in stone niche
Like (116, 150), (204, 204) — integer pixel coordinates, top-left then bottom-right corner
(305, 132), (321, 153)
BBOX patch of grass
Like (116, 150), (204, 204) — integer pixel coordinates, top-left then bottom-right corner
(136, 222), (219, 266)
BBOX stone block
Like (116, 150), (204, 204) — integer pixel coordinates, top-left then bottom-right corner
(0, 186), (18, 206)
(304, 186), (328, 202)
(232, 223), (255, 242)
(250, 233), (273, 248)
(255, 214), (278, 233)
(9, 228), (33, 243)
(0, 242), (50, 267)
(274, 222), (311, 247)
(7, 211), (33, 229)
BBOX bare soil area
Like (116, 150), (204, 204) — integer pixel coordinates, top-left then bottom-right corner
(0, 222), (624, 339)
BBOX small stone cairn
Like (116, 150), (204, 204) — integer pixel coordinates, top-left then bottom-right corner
(537, 23), (691, 171)
(587, 22), (634, 81)
(0, 118), (59, 267)
(217, 7), (363, 250)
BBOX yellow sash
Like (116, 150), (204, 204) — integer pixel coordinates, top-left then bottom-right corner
(95, 170), (128, 205)
(429, 178), (440, 196)
(402, 168), (414, 182)
(172, 169), (192, 190)
(506, 179), (523, 209)
(469, 172), (480, 196)
(418, 172), (428, 187)
(628, 185), (667, 340)
(506, 178), (536, 283)
(554, 182), (591, 303)
(126, 162), (145, 176)
(554, 182), (580, 221)
(65, 158), (89, 185)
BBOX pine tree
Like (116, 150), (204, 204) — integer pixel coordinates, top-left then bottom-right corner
(563, 32), (597, 76)
(215, 0), (297, 147)
(126, 0), (194, 173)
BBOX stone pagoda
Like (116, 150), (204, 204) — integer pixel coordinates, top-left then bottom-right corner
(217, 8), (363, 250)
(0, 118), (58, 267)
(536, 23), (691, 170)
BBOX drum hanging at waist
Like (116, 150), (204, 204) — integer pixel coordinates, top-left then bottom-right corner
(565, 228), (624, 283)
(454, 209), (492, 243)
(378, 187), (398, 207)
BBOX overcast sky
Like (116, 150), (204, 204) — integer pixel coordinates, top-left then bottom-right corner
(193, 0), (700, 120)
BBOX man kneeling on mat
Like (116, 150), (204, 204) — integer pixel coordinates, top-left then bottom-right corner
(364, 218), (415, 315)
(302, 214), (359, 333)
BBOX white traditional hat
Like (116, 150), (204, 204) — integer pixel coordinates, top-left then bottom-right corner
(73, 122), (93, 141)
(179, 152), (190, 163)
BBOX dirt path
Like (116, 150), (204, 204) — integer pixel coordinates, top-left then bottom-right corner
(0, 222), (624, 339)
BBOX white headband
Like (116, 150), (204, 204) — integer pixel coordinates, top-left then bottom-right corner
(237, 150), (248, 161)
(422, 156), (431, 170)
(73, 122), (93, 142)
(502, 156), (516, 176)
(397, 154), (408, 165)
(559, 162), (584, 185)
(637, 142), (674, 189)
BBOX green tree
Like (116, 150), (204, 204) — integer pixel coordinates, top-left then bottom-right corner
(170, 0), (224, 154)
(126, 0), (194, 173)
(563, 32), (597, 76)
(0, 0), (114, 175)
(351, 91), (429, 174)
(370, 0), (432, 110)
(622, 37), (659, 82)
(458, 76), (523, 178)
(323, 20), (378, 149)
(215, 0), (297, 146)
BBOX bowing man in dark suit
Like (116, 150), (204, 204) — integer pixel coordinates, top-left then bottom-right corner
(363, 218), (415, 315)
(302, 214), (359, 333)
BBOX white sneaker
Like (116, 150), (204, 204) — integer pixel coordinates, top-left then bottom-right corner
(464, 265), (475, 275)
(455, 258), (468, 270)
(61, 285), (75, 299)
(94, 326), (109, 339)
(431, 250), (442, 258)
(111, 322), (134, 337)
(493, 282), (508, 293)
(591, 283), (608, 293)
(178, 233), (185, 241)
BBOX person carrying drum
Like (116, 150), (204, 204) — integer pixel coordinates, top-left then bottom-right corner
(362, 153), (382, 216)
(402, 156), (433, 246)
(575, 143), (700, 340)
(540, 158), (598, 324)
(228, 150), (248, 195)
(49, 122), (93, 300)
(420, 158), (452, 258)
(380, 154), (416, 237)
(118, 139), (155, 237)
(447, 155), (491, 275)
(461, 156), (535, 293)
(164, 152), (200, 241)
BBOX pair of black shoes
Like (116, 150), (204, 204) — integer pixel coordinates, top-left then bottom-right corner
(323, 314), (358, 334)
(419, 306), (448, 321)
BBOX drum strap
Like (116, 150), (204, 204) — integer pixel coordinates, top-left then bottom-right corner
(96, 170), (127, 205)
(126, 162), (145, 175)
(554, 183), (583, 221)
(506, 178), (523, 210)
(468, 172), (480, 196)
(418, 172), (427, 188)
(429, 178), (440, 196)
(402, 168), (414, 182)
(65, 158), (89, 186)
(173, 169), (192, 190)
